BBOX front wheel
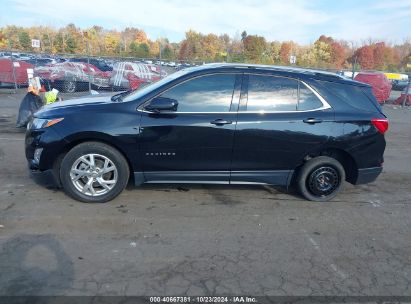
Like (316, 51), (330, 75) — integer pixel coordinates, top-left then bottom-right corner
(60, 142), (129, 203)
(63, 80), (77, 93)
(297, 156), (345, 202)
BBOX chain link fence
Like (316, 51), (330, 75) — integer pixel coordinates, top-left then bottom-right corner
(0, 50), (410, 105)
(0, 50), (205, 99)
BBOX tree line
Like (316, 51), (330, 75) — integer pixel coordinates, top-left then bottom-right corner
(0, 24), (410, 71)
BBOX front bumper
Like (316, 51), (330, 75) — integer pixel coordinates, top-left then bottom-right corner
(355, 167), (383, 185)
(29, 167), (61, 188)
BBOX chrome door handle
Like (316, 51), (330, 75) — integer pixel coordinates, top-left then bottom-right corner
(303, 118), (323, 124)
(210, 119), (232, 126)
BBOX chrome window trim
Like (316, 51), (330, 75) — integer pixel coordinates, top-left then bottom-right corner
(300, 80), (331, 110)
(138, 72), (241, 114)
(239, 74), (331, 113)
(138, 73), (332, 115)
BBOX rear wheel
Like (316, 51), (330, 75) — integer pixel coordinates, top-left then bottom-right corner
(297, 156), (345, 202)
(60, 142), (129, 203)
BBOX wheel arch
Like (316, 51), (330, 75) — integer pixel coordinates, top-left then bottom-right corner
(293, 147), (358, 185)
(52, 132), (135, 185)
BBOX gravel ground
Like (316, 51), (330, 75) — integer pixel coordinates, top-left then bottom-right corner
(0, 89), (410, 298)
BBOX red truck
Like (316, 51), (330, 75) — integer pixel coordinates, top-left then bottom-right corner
(354, 72), (392, 104)
(0, 58), (33, 87)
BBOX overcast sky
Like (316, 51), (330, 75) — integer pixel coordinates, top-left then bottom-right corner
(1, 0), (410, 44)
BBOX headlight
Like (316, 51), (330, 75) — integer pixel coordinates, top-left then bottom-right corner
(30, 118), (64, 129)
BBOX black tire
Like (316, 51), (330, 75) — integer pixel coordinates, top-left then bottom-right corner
(63, 80), (77, 93)
(297, 156), (345, 202)
(60, 142), (129, 203)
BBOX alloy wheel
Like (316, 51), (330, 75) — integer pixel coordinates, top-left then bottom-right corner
(70, 153), (118, 197)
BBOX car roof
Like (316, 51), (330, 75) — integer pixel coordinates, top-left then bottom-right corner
(185, 63), (369, 86)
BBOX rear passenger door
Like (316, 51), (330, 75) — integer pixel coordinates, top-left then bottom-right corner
(230, 74), (334, 185)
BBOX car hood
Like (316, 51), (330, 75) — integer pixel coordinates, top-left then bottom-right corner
(34, 93), (120, 118)
(44, 93), (114, 110)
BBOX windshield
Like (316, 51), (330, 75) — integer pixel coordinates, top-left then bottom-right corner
(122, 69), (192, 102)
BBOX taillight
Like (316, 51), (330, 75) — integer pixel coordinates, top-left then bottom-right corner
(371, 118), (389, 134)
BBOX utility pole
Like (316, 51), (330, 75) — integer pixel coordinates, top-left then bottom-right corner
(159, 40), (162, 79)
(83, 31), (92, 93)
(350, 41), (357, 80)
(403, 74), (411, 107)
(8, 39), (17, 92)
(351, 56), (357, 80)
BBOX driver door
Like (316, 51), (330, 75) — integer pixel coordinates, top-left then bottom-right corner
(138, 73), (242, 183)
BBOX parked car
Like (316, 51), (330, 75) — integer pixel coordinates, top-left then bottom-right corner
(175, 62), (192, 70)
(0, 58), (34, 87)
(23, 58), (57, 67)
(68, 58), (113, 72)
(392, 79), (409, 91)
(0, 51), (12, 58)
(25, 63), (388, 203)
(109, 62), (166, 90)
(35, 62), (111, 93)
(393, 87), (411, 106)
(354, 72), (392, 103)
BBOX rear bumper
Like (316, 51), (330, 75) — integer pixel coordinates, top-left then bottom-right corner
(355, 167), (383, 185)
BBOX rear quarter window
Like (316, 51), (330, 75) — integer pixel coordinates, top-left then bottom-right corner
(320, 81), (381, 112)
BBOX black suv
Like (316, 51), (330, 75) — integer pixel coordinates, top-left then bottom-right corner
(25, 64), (388, 203)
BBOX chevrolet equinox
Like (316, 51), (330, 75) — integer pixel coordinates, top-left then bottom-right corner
(25, 64), (388, 203)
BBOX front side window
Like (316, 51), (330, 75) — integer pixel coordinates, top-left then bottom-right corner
(159, 74), (236, 112)
(246, 75), (298, 111)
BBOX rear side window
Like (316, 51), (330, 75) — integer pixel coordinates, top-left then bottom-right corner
(298, 85), (323, 111)
(321, 81), (381, 112)
(246, 75), (324, 112)
(246, 75), (298, 111)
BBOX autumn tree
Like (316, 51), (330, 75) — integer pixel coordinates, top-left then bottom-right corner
(0, 30), (6, 49)
(202, 33), (221, 60)
(178, 30), (203, 60)
(130, 42), (149, 57)
(243, 35), (267, 62)
(330, 41), (346, 68)
(134, 30), (148, 44)
(356, 45), (374, 69)
(280, 42), (292, 64)
(18, 31), (31, 51)
(104, 31), (121, 56)
(373, 42), (385, 70)
(65, 34), (77, 53)
(2, 26), (19, 49)
(0, 24), (409, 70)
(178, 40), (192, 60)
(148, 40), (160, 58)
(297, 45), (316, 67)
(313, 40), (331, 66)
(162, 45), (174, 59)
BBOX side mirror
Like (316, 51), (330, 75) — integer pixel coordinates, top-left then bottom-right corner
(145, 97), (178, 112)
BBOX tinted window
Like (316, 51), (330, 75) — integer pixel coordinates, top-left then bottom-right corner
(159, 74), (235, 112)
(321, 81), (380, 112)
(298, 84), (323, 111)
(246, 75), (298, 111)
